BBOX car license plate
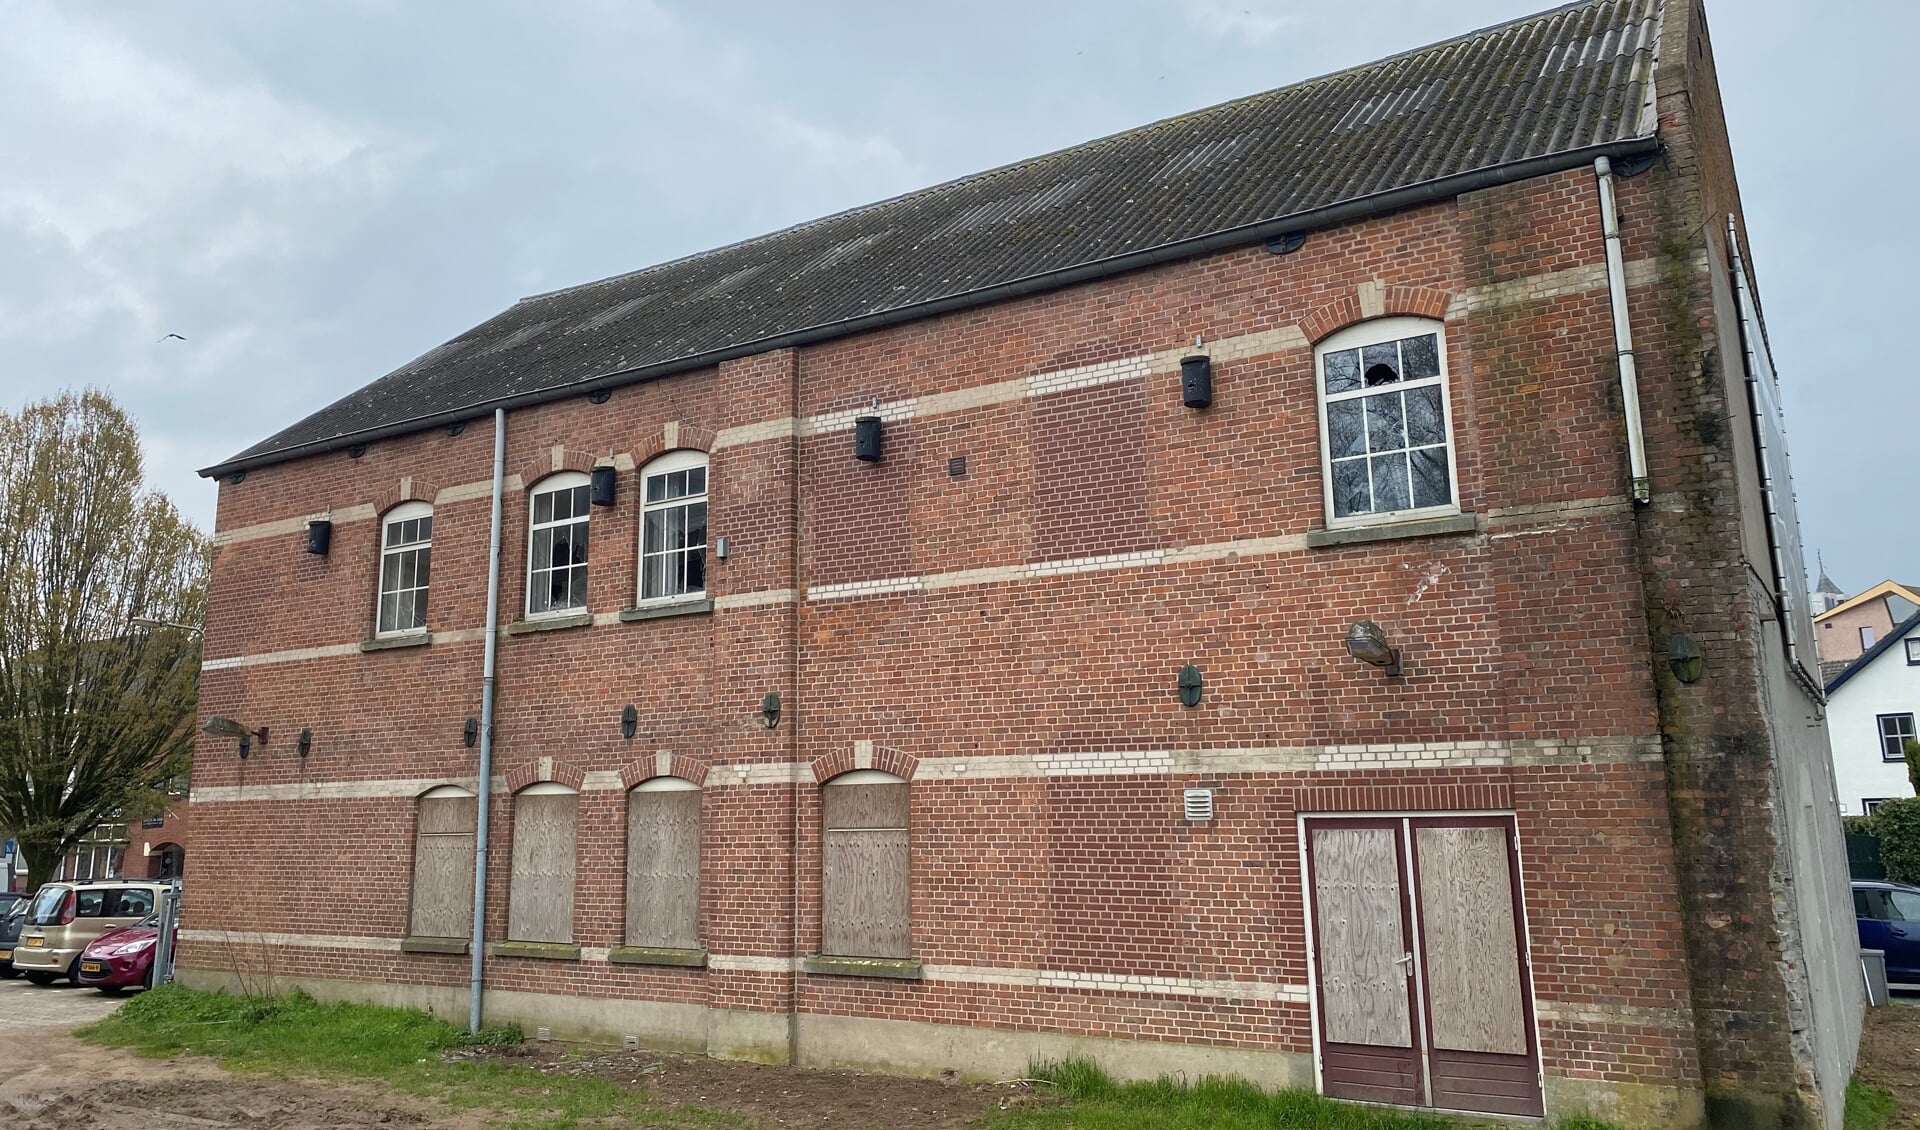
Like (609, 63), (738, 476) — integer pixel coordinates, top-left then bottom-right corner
(25, 937), (44, 947)
(80, 961), (103, 974)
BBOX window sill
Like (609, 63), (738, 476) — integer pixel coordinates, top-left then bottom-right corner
(1306, 512), (1478, 548)
(505, 611), (592, 636)
(489, 940), (581, 960)
(400, 935), (469, 955)
(609, 945), (707, 968)
(360, 632), (430, 652)
(803, 955), (923, 980)
(618, 598), (713, 623)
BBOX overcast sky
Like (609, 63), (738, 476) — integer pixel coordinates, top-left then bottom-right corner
(3, 0), (1913, 591)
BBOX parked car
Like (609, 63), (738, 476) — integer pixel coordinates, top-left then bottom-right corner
(0, 891), (24, 915)
(1854, 880), (1920, 985)
(76, 914), (173, 993)
(0, 896), (26, 978)
(13, 881), (163, 985)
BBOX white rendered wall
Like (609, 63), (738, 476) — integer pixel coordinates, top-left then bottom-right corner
(1827, 626), (1920, 815)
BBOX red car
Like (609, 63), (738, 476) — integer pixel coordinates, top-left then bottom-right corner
(75, 915), (171, 993)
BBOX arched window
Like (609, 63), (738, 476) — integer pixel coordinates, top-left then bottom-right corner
(408, 786), (475, 941)
(377, 501), (433, 636)
(626, 777), (700, 950)
(638, 451), (708, 604)
(507, 782), (578, 943)
(821, 770), (909, 959)
(527, 472), (590, 617)
(1315, 317), (1458, 527)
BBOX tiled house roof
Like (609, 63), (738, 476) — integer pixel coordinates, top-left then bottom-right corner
(205, 0), (1664, 477)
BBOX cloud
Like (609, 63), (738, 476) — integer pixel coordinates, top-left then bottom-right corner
(1180, 0), (1300, 42)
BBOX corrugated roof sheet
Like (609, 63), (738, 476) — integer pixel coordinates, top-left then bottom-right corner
(209, 0), (1663, 475)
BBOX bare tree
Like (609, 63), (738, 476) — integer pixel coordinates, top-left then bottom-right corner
(0, 391), (209, 889)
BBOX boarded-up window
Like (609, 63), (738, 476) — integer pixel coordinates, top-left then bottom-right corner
(508, 784), (577, 943)
(626, 779), (700, 949)
(410, 788), (476, 939)
(821, 772), (910, 958)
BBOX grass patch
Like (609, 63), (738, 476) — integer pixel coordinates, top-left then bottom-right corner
(80, 985), (745, 1130)
(986, 1059), (1635, 1130)
(1846, 1077), (1896, 1130)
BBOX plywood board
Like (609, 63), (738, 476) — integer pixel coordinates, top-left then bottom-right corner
(419, 796), (477, 835)
(824, 782), (908, 830)
(1312, 826), (1411, 1047)
(1416, 826), (1526, 1055)
(823, 826), (911, 958)
(627, 790), (701, 949)
(508, 792), (578, 943)
(410, 830), (474, 938)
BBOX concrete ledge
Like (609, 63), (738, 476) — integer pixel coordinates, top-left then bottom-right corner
(359, 633), (430, 652)
(1305, 512), (1479, 548)
(1545, 1073), (1704, 1129)
(618, 598), (713, 622)
(609, 945), (707, 968)
(400, 935), (469, 955)
(803, 955), (923, 980)
(489, 940), (582, 960)
(505, 612), (592, 636)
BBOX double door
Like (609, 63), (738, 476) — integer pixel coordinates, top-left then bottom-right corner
(1303, 815), (1542, 1118)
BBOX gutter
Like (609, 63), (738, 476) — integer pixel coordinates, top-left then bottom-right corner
(199, 134), (1662, 481)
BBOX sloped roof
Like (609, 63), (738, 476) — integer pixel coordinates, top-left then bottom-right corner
(1826, 609), (1920, 696)
(1814, 580), (1920, 625)
(204, 0), (1665, 478)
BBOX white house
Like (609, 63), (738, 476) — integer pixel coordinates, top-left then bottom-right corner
(1826, 610), (1920, 815)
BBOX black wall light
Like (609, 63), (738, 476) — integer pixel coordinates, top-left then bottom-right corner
(204, 716), (268, 759)
(463, 716), (479, 748)
(306, 519), (333, 555)
(761, 692), (782, 729)
(1345, 620), (1404, 677)
(1669, 633), (1704, 684)
(1181, 354), (1213, 409)
(1178, 664), (1204, 707)
(591, 464), (618, 507)
(348, 444), (368, 459)
(587, 389), (613, 405)
(854, 416), (883, 462)
(297, 727), (313, 758)
(1264, 232), (1307, 255)
(620, 704), (638, 740)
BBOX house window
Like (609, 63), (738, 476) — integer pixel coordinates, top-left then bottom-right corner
(1861, 626), (1877, 650)
(1878, 714), (1916, 762)
(1316, 317), (1457, 526)
(527, 473), (590, 617)
(409, 786), (476, 940)
(377, 502), (433, 636)
(1905, 639), (1920, 666)
(1864, 798), (1894, 817)
(626, 778), (700, 950)
(507, 783), (578, 943)
(638, 452), (708, 603)
(820, 770), (910, 959)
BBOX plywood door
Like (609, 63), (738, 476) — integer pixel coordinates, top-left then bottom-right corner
(1411, 820), (1541, 1117)
(508, 792), (578, 944)
(409, 796), (476, 939)
(822, 783), (911, 958)
(1307, 821), (1423, 1106)
(627, 791), (701, 950)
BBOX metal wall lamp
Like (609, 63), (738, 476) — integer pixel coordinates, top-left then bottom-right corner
(762, 692), (782, 729)
(204, 716), (269, 759)
(463, 716), (479, 748)
(297, 728), (313, 758)
(620, 704), (638, 740)
(1178, 664), (1205, 707)
(1669, 633), (1704, 684)
(1344, 620), (1404, 678)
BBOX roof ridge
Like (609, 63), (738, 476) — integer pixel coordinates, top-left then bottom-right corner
(515, 0), (1639, 306)
(1826, 606), (1920, 695)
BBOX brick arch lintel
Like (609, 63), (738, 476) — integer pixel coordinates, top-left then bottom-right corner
(618, 752), (710, 789)
(365, 476), (444, 518)
(515, 448), (601, 490)
(631, 422), (717, 467)
(808, 744), (918, 784)
(504, 757), (587, 794)
(1300, 283), (1456, 345)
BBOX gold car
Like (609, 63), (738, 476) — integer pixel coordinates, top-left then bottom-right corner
(13, 881), (163, 985)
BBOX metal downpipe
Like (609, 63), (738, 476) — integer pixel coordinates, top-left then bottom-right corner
(470, 407), (506, 1032)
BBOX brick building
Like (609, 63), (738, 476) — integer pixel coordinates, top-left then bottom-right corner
(183, 1), (1858, 1126)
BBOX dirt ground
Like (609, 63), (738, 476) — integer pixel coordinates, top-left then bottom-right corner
(0, 1025), (1040, 1130)
(1858, 999), (1920, 1128)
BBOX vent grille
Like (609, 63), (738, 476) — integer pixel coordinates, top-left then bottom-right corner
(1183, 788), (1215, 822)
(1333, 82), (1443, 133)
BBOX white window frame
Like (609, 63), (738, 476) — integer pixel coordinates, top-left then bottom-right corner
(1861, 626), (1877, 651)
(636, 451), (709, 606)
(1878, 713), (1917, 762)
(526, 472), (591, 618)
(1907, 639), (1920, 666)
(1315, 316), (1460, 530)
(376, 501), (434, 637)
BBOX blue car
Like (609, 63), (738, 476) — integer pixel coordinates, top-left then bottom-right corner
(1854, 881), (1920, 985)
